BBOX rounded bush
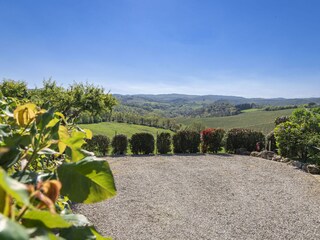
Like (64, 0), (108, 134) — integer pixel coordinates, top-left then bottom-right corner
(130, 133), (155, 155)
(156, 132), (172, 154)
(85, 134), (110, 156)
(201, 128), (225, 153)
(224, 128), (265, 153)
(111, 134), (128, 155)
(173, 130), (200, 154)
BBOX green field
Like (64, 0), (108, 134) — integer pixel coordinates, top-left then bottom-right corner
(79, 122), (173, 139)
(177, 109), (294, 134)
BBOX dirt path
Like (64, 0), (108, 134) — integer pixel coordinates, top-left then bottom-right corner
(74, 155), (320, 240)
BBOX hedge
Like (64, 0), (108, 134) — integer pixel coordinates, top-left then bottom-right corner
(130, 133), (155, 154)
(173, 130), (200, 153)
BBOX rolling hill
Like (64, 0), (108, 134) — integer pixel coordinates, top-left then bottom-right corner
(176, 109), (294, 134)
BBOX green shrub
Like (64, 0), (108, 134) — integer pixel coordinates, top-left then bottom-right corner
(156, 132), (172, 154)
(111, 134), (128, 155)
(173, 130), (200, 153)
(225, 128), (265, 153)
(274, 108), (320, 161)
(275, 116), (290, 125)
(201, 128), (225, 153)
(85, 134), (110, 156)
(130, 133), (155, 154)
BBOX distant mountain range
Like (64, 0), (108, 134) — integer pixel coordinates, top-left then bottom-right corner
(114, 93), (320, 106)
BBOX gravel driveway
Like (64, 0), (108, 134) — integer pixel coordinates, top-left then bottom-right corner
(74, 155), (320, 240)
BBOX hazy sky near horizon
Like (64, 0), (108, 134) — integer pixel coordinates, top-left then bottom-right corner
(1, 0), (320, 98)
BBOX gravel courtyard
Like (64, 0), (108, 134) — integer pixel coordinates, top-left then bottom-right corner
(74, 155), (320, 240)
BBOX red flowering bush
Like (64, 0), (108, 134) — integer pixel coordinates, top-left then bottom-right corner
(201, 128), (225, 153)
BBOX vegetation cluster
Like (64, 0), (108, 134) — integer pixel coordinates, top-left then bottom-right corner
(0, 94), (116, 239)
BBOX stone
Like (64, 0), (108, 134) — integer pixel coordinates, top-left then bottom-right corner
(291, 161), (303, 169)
(272, 155), (282, 162)
(281, 158), (290, 163)
(307, 164), (320, 174)
(302, 164), (308, 172)
(250, 151), (260, 157)
(258, 150), (275, 160)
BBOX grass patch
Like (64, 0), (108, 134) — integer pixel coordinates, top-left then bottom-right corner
(177, 109), (294, 134)
(79, 122), (173, 139)
(241, 108), (261, 113)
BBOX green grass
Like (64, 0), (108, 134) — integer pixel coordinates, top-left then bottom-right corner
(241, 108), (261, 113)
(79, 122), (173, 139)
(177, 109), (294, 134)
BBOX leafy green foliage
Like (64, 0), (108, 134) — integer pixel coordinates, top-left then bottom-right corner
(111, 134), (128, 155)
(129, 133), (155, 155)
(172, 130), (200, 154)
(3, 79), (118, 120)
(85, 134), (110, 156)
(275, 116), (290, 125)
(201, 128), (225, 153)
(274, 108), (320, 161)
(57, 157), (116, 203)
(224, 128), (265, 153)
(0, 79), (28, 100)
(0, 214), (30, 240)
(0, 94), (116, 239)
(156, 132), (172, 154)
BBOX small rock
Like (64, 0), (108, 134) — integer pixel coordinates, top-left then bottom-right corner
(258, 150), (275, 160)
(307, 164), (320, 174)
(281, 158), (290, 163)
(272, 155), (282, 162)
(302, 164), (308, 172)
(250, 151), (260, 157)
(291, 161), (303, 169)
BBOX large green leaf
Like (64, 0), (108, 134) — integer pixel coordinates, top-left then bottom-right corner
(61, 214), (91, 227)
(57, 157), (116, 203)
(0, 214), (29, 240)
(63, 131), (87, 162)
(0, 168), (29, 205)
(59, 226), (111, 240)
(28, 227), (63, 240)
(22, 210), (72, 229)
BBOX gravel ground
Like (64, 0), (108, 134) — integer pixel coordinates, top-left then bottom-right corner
(74, 155), (320, 240)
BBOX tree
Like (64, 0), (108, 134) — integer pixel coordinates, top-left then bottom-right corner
(30, 79), (117, 120)
(274, 108), (320, 161)
(0, 79), (28, 99)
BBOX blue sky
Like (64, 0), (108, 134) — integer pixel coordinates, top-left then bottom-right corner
(1, 0), (320, 98)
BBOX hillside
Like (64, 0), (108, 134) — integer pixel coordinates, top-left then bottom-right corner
(114, 93), (320, 106)
(113, 94), (319, 118)
(79, 122), (173, 139)
(176, 109), (294, 134)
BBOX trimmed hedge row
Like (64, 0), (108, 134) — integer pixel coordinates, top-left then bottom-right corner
(85, 128), (266, 155)
(173, 130), (200, 153)
(201, 128), (225, 153)
(130, 133), (155, 154)
(84, 134), (110, 156)
(224, 128), (265, 153)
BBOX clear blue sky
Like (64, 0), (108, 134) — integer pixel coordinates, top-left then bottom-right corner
(1, 0), (320, 98)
